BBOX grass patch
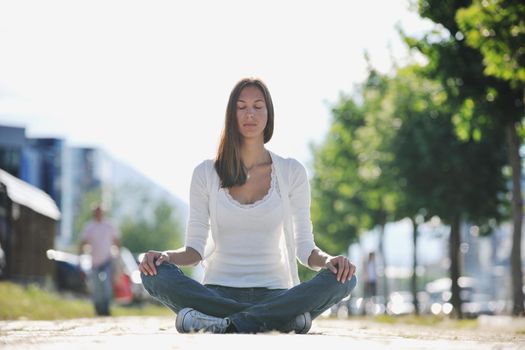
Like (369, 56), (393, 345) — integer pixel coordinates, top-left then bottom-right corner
(112, 303), (173, 317)
(370, 314), (478, 328)
(0, 281), (171, 320)
(373, 314), (397, 324)
(372, 314), (443, 326)
(447, 318), (478, 329)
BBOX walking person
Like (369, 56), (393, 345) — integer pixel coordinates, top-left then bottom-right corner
(362, 251), (377, 315)
(365, 252), (377, 297)
(139, 77), (357, 333)
(79, 204), (120, 316)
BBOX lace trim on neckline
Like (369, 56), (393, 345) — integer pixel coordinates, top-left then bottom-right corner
(223, 164), (276, 209)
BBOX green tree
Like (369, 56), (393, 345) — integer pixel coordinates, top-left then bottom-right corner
(305, 97), (364, 282)
(457, 0), (525, 87)
(310, 67), (405, 299)
(456, 0), (525, 315)
(352, 68), (409, 302)
(405, 0), (522, 317)
(387, 65), (508, 318)
(120, 199), (183, 255)
(310, 97), (364, 256)
(375, 67), (434, 315)
(407, 0), (523, 314)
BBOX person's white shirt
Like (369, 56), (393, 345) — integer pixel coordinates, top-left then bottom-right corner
(185, 150), (319, 288)
(203, 163), (289, 289)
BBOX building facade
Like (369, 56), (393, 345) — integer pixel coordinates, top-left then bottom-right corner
(0, 124), (187, 249)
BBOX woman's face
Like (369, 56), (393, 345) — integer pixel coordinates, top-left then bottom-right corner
(236, 85), (268, 141)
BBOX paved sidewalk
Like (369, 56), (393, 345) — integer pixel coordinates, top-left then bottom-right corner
(1, 316), (523, 349)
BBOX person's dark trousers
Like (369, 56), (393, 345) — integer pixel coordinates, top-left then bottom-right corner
(141, 263), (357, 333)
(91, 260), (113, 316)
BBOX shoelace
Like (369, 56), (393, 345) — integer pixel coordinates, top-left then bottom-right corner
(193, 313), (229, 332)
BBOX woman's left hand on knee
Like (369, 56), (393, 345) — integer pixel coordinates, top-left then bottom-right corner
(325, 256), (356, 283)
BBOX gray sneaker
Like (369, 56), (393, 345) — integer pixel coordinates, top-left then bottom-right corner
(281, 312), (312, 334)
(175, 308), (230, 334)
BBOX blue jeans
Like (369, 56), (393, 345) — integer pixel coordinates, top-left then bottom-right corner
(91, 260), (113, 316)
(141, 263), (357, 333)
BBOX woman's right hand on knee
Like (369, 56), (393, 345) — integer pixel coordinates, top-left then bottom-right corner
(139, 250), (169, 276)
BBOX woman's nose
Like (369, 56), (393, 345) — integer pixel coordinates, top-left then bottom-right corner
(246, 107), (256, 116)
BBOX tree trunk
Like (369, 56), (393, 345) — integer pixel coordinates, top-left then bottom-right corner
(507, 121), (525, 316)
(449, 214), (463, 319)
(411, 218), (419, 315)
(378, 211), (388, 311)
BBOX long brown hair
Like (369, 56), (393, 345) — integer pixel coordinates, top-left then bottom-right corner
(215, 77), (274, 188)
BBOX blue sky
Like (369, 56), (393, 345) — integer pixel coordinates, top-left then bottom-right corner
(0, 0), (434, 203)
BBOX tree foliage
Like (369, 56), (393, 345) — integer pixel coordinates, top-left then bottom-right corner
(457, 0), (525, 88)
(403, 0), (520, 316)
(310, 68), (404, 257)
(456, 0), (525, 316)
(309, 53), (508, 313)
(120, 199), (183, 255)
(389, 65), (508, 228)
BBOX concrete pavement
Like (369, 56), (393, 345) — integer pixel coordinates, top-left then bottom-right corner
(1, 316), (523, 349)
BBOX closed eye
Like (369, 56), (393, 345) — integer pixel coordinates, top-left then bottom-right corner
(237, 105), (264, 110)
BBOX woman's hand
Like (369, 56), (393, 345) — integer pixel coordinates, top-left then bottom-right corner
(139, 250), (170, 276)
(325, 255), (356, 283)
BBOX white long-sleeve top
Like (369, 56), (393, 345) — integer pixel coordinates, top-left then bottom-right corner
(203, 164), (289, 288)
(184, 150), (320, 288)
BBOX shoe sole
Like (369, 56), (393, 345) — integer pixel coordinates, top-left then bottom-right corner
(296, 312), (312, 334)
(175, 308), (192, 333)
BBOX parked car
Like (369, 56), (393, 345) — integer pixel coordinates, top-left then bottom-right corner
(387, 291), (415, 316)
(462, 292), (504, 318)
(337, 294), (388, 317)
(362, 295), (387, 316)
(0, 242), (6, 279)
(112, 247), (149, 304)
(46, 249), (90, 294)
(347, 295), (364, 315)
(423, 276), (501, 317)
(46, 247), (148, 303)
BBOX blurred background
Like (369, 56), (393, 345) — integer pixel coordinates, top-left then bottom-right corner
(0, 0), (524, 320)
